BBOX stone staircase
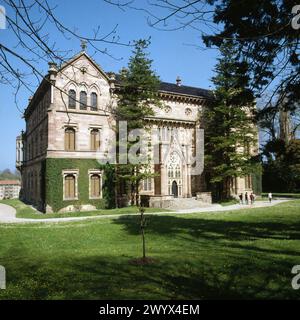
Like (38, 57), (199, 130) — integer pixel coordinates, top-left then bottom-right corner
(168, 197), (214, 210)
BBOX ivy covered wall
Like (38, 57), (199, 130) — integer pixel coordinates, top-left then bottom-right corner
(45, 158), (115, 212)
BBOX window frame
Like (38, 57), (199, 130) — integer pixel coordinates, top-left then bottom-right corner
(90, 92), (98, 111)
(79, 91), (87, 110)
(64, 127), (76, 151)
(88, 170), (102, 199)
(62, 170), (79, 201)
(90, 128), (100, 151)
(68, 89), (76, 109)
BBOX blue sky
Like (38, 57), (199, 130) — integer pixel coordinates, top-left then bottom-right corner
(0, 0), (218, 171)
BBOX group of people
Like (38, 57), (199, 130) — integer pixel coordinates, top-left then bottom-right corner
(239, 192), (256, 205)
(238, 192), (273, 205)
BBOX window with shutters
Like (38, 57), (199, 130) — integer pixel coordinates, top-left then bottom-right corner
(68, 90), (76, 109)
(65, 128), (75, 151)
(80, 91), (87, 110)
(90, 129), (100, 151)
(64, 174), (76, 199)
(89, 172), (102, 199)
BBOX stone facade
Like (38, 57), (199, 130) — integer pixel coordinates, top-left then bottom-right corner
(16, 50), (256, 212)
(0, 180), (21, 200)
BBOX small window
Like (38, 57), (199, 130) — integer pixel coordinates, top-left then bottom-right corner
(80, 91), (87, 110)
(65, 128), (75, 151)
(90, 129), (100, 151)
(68, 90), (76, 109)
(91, 92), (98, 111)
(90, 174), (101, 198)
(65, 174), (76, 199)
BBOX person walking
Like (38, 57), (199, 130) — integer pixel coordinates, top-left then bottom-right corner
(245, 192), (248, 205)
(250, 193), (255, 205)
(239, 193), (243, 205)
(268, 192), (272, 203)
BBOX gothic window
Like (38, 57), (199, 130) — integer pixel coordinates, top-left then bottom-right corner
(80, 91), (87, 110)
(167, 152), (183, 196)
(91, 92), (98, 111)
(90, 129), (100, 151)
(64, 174), (76, 199)
(68, 89), (76, 109)
(175, 164), (181, 178)
(65, 128), (75, 151)
(90, 174), (101, 198)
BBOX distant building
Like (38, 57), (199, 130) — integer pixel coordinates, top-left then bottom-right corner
(0, 180), (21, 200)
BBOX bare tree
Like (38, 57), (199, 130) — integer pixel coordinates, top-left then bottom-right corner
(105, 0), (300, 121)
(0, 0), (131, 112)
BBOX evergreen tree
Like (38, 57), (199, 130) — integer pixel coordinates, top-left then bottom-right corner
(115, 39), (161, 206)
(102, 163), (116, 209)
(204, 41), (258, 201)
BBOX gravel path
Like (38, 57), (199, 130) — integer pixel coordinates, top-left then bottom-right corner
(0, 199), (290, 224)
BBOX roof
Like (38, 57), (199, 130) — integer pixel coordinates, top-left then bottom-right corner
(113, 73), (213, 99)
(159, 82), (213, 99)
(0, 180), (21, 185)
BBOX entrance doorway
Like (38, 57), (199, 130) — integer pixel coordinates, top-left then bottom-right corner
(172, 180), (178, 198)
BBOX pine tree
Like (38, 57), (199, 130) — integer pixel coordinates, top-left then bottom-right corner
(204, 41), (258, 201)
(115, 39), (161, 206)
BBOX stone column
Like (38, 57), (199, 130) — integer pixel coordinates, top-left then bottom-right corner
(160, 164), (167, 196)
(187, 164), (192, 197)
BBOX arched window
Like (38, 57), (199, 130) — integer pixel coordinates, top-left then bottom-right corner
(65, 128), (75, 151)
(65, 174), (76, 199)
(90, 129), (100, 151)
(91, 92), (98, 111)
(80, 91), (87, 110)
(90, 174), (101, 198)
(68, 89), (76, 109)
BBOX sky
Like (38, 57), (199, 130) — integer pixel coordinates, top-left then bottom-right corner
(0, 0), (219, 171)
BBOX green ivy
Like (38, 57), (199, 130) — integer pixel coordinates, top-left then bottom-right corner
(45, 158), (115, 212)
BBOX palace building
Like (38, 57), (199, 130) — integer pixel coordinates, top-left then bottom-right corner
(16, 48), (256, 213)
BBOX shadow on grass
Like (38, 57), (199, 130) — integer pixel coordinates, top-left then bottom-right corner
(0, 251), (298, 300)
(113, 214), (300, 242)
(1, 214), (300, 300)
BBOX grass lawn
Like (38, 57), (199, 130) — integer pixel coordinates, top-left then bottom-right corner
(0, 200), (300, 299)
(0, 199), (169, 219)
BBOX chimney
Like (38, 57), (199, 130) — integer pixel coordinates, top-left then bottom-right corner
(48, 62), (58, 81)
(176, 76), (182, 86)
(108, 72), (116, 91)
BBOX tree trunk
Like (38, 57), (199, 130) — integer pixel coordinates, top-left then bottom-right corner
(140, 208), (146, 259)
